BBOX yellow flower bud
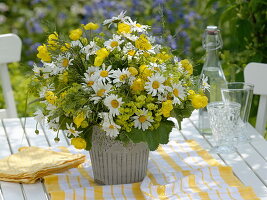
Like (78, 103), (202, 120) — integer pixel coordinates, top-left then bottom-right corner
(69, 28), (83, 41)
(128, 67), (138, 76)
(83, 22), (99, 30)
(117, 23), (131, 34)
(71, 137), (86, 149)
(73, 112), (86, 128)
(191, 94), (208, 109)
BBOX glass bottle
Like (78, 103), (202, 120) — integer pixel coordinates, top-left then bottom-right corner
(198, 26), (227, 135)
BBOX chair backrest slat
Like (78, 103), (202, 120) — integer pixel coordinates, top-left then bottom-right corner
(244, 62), (267, 135)
(0, 34), (21, 118)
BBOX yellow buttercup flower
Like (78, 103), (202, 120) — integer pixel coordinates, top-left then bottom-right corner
(131, 78), (145, 92)
(60, 43), (70, 52)
(180, 59), (193, 75)
(47, 32), (58, 50)
(96, 48), (109, 58)
(135, 34), (152, 51)
(73, 112), (86, 128)
(128, 67), (138, 76)
(37, 45), (51, 63)
(117, 23), (131, 34)
(83, 22), (99, 30)
(71, 137), (87, 149)
(69, 28), (83, 41)
(161, 100), (173, 117)
(191, 94), (208, 109)
(94, 56), (104, 67)
(44, 91), (57, 105)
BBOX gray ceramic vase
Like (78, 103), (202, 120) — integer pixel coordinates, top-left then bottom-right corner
(89, 126), (149, 185)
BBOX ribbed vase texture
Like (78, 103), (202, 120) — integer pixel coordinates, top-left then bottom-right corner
(89, 126), (149, 185)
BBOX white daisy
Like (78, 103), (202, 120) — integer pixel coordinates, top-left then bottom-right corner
(84, 73), (97, 87)
(91, 82), (112, 104)
(104, 94), (124, 116)
(122, 42), (139, 60)
(104, 34), (124, 51)
(103, 11), (131, 26)
(145, 73), (166, 96)
(65, 123), (82, 137)
(169, 83), (186, 105)
(47, 117), (59, 130)
(43, 61), (64, 76)
(71, 40), (83, 48)
(81, 41), (100, 60)
(132, 108), (154, 131)
(130, 20), (150, 33)
(85, 66), (99, 76)
(56, 53), (74, 68)
(201, 74), (210, 92)
(122, 33), (139, 41)
(111, 68), (130, 85)
(93, 64), (114, 83)
(34, 109), (45, 125)
(101, 112), (121, 137)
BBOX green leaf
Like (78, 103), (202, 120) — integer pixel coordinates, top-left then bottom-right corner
(125, 120), (174, 151)
(219, 5), (237, 26)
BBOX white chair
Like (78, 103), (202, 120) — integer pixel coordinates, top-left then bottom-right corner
(0, 34), (22, 118)
(244, 62), (267, 136)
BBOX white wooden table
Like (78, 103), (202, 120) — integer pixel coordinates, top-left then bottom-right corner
(0, 111), (267, 200)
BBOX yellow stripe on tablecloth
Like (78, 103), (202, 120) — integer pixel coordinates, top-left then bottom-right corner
(169, 143), (194, 170)
(65, 175), (72, 189)
(218, 166), (243, 187)
(238, 187), (260, 200)
(77, 168), (97, 186)
(157, 185), (168, 200)
(43, 175), (62, 192)
(94, 186), (104, 200)
(188, 175), (202, 193)
(50, 191), (65, 200)
(121, 184), (128, 200)
(198, 192), (211, 200)
(186, 140), (222, 166)
(156, 145), (190, 176)
(215, 190), (223, 200)
(132, 183), (145, 199)
(83, 187), (87, 200)
(110, 185), (116, 200)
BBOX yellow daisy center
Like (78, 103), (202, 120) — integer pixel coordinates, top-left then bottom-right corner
(109, 125), (115, 129)
(69, 129), (76, 133)
(138, 115), (147, 123)
(173, 88), (179, 97)
(111, 41), (119, 47)
(111, 99), (119, 108)
(62, 58), (69, 67)
(152, 81), (160, 89)
(128, 50), (135, 56)
(87, 81), (94, 86)
(136, 23), (142, 28)
(119, 74), (127, 81)
(100, 70), (109, 77)
(97, 89), (106, 97)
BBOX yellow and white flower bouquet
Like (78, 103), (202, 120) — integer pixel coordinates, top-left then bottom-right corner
(31, 11), (208, 151)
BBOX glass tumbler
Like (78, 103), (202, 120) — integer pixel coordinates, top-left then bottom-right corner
(207, 102), (241, 154)
(221, 82), (254, 143)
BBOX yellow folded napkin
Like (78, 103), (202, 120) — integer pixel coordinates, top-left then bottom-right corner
(0, 146), (85, 184)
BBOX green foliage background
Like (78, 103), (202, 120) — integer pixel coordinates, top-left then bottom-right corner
(0, 0), (266, 132)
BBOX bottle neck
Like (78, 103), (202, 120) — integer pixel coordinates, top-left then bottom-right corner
(204, 49), (220, 67)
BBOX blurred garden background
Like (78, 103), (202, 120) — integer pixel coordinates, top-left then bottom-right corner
(0, 0), (266, 128)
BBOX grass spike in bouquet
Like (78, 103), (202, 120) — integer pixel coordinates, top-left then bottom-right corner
(31, 11), (208, 151)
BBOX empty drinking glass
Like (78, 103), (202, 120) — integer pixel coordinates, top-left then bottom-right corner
(221, 82), (254, 143)
(207, 102), (241, 154)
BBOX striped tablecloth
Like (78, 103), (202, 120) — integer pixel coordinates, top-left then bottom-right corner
(44, 140), (259, 200)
